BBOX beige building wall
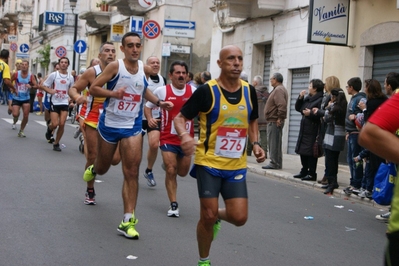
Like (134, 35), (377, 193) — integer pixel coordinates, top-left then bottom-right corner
(323, 0), (399, 86)
(83, 0), (214, 79)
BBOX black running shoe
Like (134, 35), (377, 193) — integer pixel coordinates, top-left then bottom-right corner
(45, 128), (52, 140)
(53, 144), (61, 152)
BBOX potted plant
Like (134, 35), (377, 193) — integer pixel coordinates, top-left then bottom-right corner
(96, 1), (109, 11)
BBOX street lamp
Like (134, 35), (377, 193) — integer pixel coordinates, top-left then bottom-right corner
(17, 21), (31, 35)
(69, 0), (78, 72)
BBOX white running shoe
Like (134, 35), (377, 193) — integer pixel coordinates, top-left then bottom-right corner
(167, 202), (179, 217)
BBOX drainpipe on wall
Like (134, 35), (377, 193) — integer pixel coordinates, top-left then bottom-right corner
(347, 0), (357, 48)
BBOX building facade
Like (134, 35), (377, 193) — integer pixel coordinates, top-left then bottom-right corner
(79, 0), (214, 80)
(209, 0), (399, 155)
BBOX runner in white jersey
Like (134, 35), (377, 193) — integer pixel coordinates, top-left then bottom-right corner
(82, 32), (173, 240)
(69, 42), (121, 205)
(40, 57), (75, 151)
(142, 56), (167, 187)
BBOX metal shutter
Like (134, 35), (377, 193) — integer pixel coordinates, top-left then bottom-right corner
(262, 44), (272, 86)
(372, 42), (399, 87)
(288, 68), (310, 154)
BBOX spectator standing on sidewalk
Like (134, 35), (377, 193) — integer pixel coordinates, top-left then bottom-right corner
(292, 79), (324, 181)
(313, 76), (341, 184)
(384, 72), (399, 96)
(262, 72), (288, 170)
(343, 77), (366, 195)
(359, 92), (399, 266)
(356, 79), (387, 198)
(200, 71), (211, 84)
(247, 75), (269, 155)
(314, 88), (347, 194)
(173, 45), (266, 266)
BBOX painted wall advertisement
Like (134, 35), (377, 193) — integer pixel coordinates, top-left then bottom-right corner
(307, 0), (350, 46)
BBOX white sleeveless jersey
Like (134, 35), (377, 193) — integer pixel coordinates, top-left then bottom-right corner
(147, 74), (165, 92)
(143, 73), (165, 120)
(103, 59), (148, 129)
(43, 71), (74, 105)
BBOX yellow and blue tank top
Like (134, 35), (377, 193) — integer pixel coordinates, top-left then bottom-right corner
(194, 79), (252, 170)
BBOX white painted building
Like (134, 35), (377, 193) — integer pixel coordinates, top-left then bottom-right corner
(78, 0), (215, 79)
(209, 0), (399, 156)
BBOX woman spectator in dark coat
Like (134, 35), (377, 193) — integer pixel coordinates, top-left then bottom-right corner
(313, 76), (341, 184)
(319, 88), (348, 194)
(293, 79), (324, 181)
(356, 79), (388, 198)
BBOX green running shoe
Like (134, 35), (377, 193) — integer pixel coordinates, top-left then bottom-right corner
(198, 259), (211, 266)
(117, 218), (139, 239)
(18, 130), (26, 138)
(213, 219), (221, 240)
(83, 165), (96, 182)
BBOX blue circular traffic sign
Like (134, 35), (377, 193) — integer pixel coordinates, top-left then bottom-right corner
(143, 20), (161, 39)
(55, 46), (67, 58)
(74, 40), (87, 54)
(19, 43), (29, 53)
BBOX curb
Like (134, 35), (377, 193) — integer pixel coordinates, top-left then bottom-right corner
(247, 165), (386, 209)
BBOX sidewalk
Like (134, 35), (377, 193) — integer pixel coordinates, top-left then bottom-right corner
(246, 153), (384, 208)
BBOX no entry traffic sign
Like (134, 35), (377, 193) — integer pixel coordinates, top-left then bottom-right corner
(142, 20), (161, 39)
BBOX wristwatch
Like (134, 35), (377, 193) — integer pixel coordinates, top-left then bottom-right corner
(253, 141), (261, 147)
(156, 99), (163, 107)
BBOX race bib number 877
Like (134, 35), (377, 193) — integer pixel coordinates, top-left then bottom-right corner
(114, 92), (141, 117)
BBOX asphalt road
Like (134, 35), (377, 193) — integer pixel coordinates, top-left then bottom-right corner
(0, 106), (388, 266)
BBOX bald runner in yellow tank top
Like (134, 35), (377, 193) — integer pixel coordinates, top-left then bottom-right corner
(195, 79), (251, 170)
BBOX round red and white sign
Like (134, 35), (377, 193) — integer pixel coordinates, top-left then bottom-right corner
(142, 20), (161, 39)
(10, 42), (17, 52)
(55, 46), (67, 58)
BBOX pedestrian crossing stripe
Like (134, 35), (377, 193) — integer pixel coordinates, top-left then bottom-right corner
(1, 118), (77, 128)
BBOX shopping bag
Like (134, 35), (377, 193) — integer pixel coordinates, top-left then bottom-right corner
(373, 163), (396, 206)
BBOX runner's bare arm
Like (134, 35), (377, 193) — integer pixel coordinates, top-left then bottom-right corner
(69, 68), (95, 104)
(89, 61), (122, 98)
(38, 74), (55, 95)
(174, 112), (196, 156)
(144, 89), (174, 110)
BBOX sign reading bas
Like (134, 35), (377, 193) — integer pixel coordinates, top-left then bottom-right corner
(307, 0), (350, 46)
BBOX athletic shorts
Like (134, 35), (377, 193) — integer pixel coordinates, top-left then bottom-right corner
(84, 105), (103, 129)
(142, 118), (160, 133)
(50, 104), (68, 113)
(98, 121), (142, 144)
(43, 96), (50, 110)
(37, 91), (44, 97)
(12, 99), (29, 106)
(160, 144), (185, 158)
(193, 165), (248, 199)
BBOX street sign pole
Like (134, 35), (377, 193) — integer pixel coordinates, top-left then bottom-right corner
(72, 13), (78, 72)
